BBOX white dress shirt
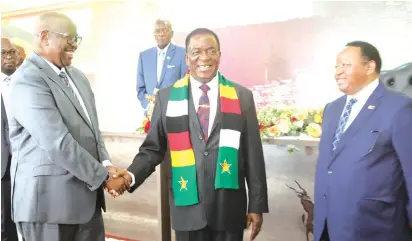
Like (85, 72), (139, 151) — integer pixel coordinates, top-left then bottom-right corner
(190, 73), (219, 137)
(343, 78), (379, 131)
(157, 43), (170, 82)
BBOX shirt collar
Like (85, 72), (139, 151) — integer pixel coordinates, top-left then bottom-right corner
(347, 78), (379, 103)
(190, 72), (219, 91)
(40, 56), (66, 75)
(1, 73), (8, 82)
(157, 43), (171, 55)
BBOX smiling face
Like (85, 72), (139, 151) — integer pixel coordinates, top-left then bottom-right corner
(335, 46), (377, 95)
(186, 33), (221, 83)
(40, 19), (79, 67)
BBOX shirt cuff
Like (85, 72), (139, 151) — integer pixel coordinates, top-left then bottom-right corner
(127, 171), (136, 187)
(102, 160), (112, 167)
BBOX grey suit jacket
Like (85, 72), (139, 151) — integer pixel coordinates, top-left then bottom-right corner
(9, 52), (109, 224)
(1, 95), (10, 178)
(128, 80), (269, 232)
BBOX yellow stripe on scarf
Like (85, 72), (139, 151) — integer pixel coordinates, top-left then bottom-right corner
(171, 150), (196, 167)
(219, 84), (238, 100)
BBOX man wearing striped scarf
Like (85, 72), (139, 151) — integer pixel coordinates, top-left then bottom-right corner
(113, 28), (269, 241)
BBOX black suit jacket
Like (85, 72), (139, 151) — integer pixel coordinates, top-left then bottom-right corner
(128, 80), (269, 232)
(1, 95), (11, 179)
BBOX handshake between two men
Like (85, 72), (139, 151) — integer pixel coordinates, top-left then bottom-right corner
(104, 165), (132, 197)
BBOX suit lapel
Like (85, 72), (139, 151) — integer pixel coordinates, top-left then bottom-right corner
(188, 89), (205, 146)
(28, 53), (94, 134)
(158, 44), (176, 87)
(64, 68), (96, 134)
(1, 95), (7, 123)
(324, 96), (346, 162)
(329, 83), (385, 164)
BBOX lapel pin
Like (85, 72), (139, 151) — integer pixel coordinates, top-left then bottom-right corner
(368, 105), (375, 110)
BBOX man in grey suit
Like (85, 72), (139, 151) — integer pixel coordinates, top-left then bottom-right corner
(108, 28), (269, 241)
(9, 12), (129, 241)
(1, 37), (19, 241)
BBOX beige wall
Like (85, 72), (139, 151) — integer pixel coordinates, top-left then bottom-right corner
(2, 0), (412, 132)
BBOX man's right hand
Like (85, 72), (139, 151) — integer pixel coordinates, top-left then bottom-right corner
(105, 166), (132, 197)
(107, 165), (127, 179)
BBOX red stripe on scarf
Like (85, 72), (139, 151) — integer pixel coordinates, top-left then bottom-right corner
(168, 131), (192, 151)
(220, 97), (241, 115)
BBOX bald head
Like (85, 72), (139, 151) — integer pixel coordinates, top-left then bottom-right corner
(154, 19), (173, 49)
(34, 12), (76, 35)
(34, 12), (79, 68)
(1, 38), (18, 76)
(155, 19), (173, 31)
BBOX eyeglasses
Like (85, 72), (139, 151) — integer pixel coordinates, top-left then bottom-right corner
(1, 49), (18, 58)
(41, 30), (83, 46)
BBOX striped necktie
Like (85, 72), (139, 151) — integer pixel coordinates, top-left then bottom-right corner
(332, 98), (357, 150)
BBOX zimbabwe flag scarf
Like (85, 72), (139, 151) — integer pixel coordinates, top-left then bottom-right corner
(166, 71), (242, 206)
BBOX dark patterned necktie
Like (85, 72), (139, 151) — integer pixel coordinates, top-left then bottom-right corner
(59, 71), (80, 104)
(197, 84), (210, 141)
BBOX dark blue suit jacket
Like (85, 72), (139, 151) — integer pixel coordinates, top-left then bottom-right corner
(136, 43), (187, 109)
(314, 81), (412, 241)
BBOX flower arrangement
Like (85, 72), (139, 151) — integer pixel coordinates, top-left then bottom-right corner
(257, 105), (323, 139)
(136, 89), (157, 134)
(137, 89), (324, 140)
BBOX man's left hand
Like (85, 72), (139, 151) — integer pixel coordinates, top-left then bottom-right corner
(104, 175), (130, 197)
(245, 213), (263, 241)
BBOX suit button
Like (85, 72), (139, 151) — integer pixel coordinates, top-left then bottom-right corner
(323, 195), (327, 199)
(198, 135), (203, 140)
(204, 152), (209, 156)
(328, 170), (332, 174)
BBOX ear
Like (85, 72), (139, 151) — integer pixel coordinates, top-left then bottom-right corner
(185, 52), (189, 66)
(366, 60), (377, 75)
(39, 31), (50, 46)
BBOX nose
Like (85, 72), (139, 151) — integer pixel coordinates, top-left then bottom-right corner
(335, 66), (344, 76)
(70, 42), (78, 50)
(5, 53), (13, 60)
(198, 51), (211, 60)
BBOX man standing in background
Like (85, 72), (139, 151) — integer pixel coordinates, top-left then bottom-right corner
(1, 37), (19, 241)
(136, 19), (187, 110)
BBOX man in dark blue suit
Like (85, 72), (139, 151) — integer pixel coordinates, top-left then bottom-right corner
(314, 41), (412, 241)
(136, 19), (187, 110)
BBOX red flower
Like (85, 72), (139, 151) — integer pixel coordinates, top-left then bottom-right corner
(144, 121), (151, 133)
(291, 117), (297, 122)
